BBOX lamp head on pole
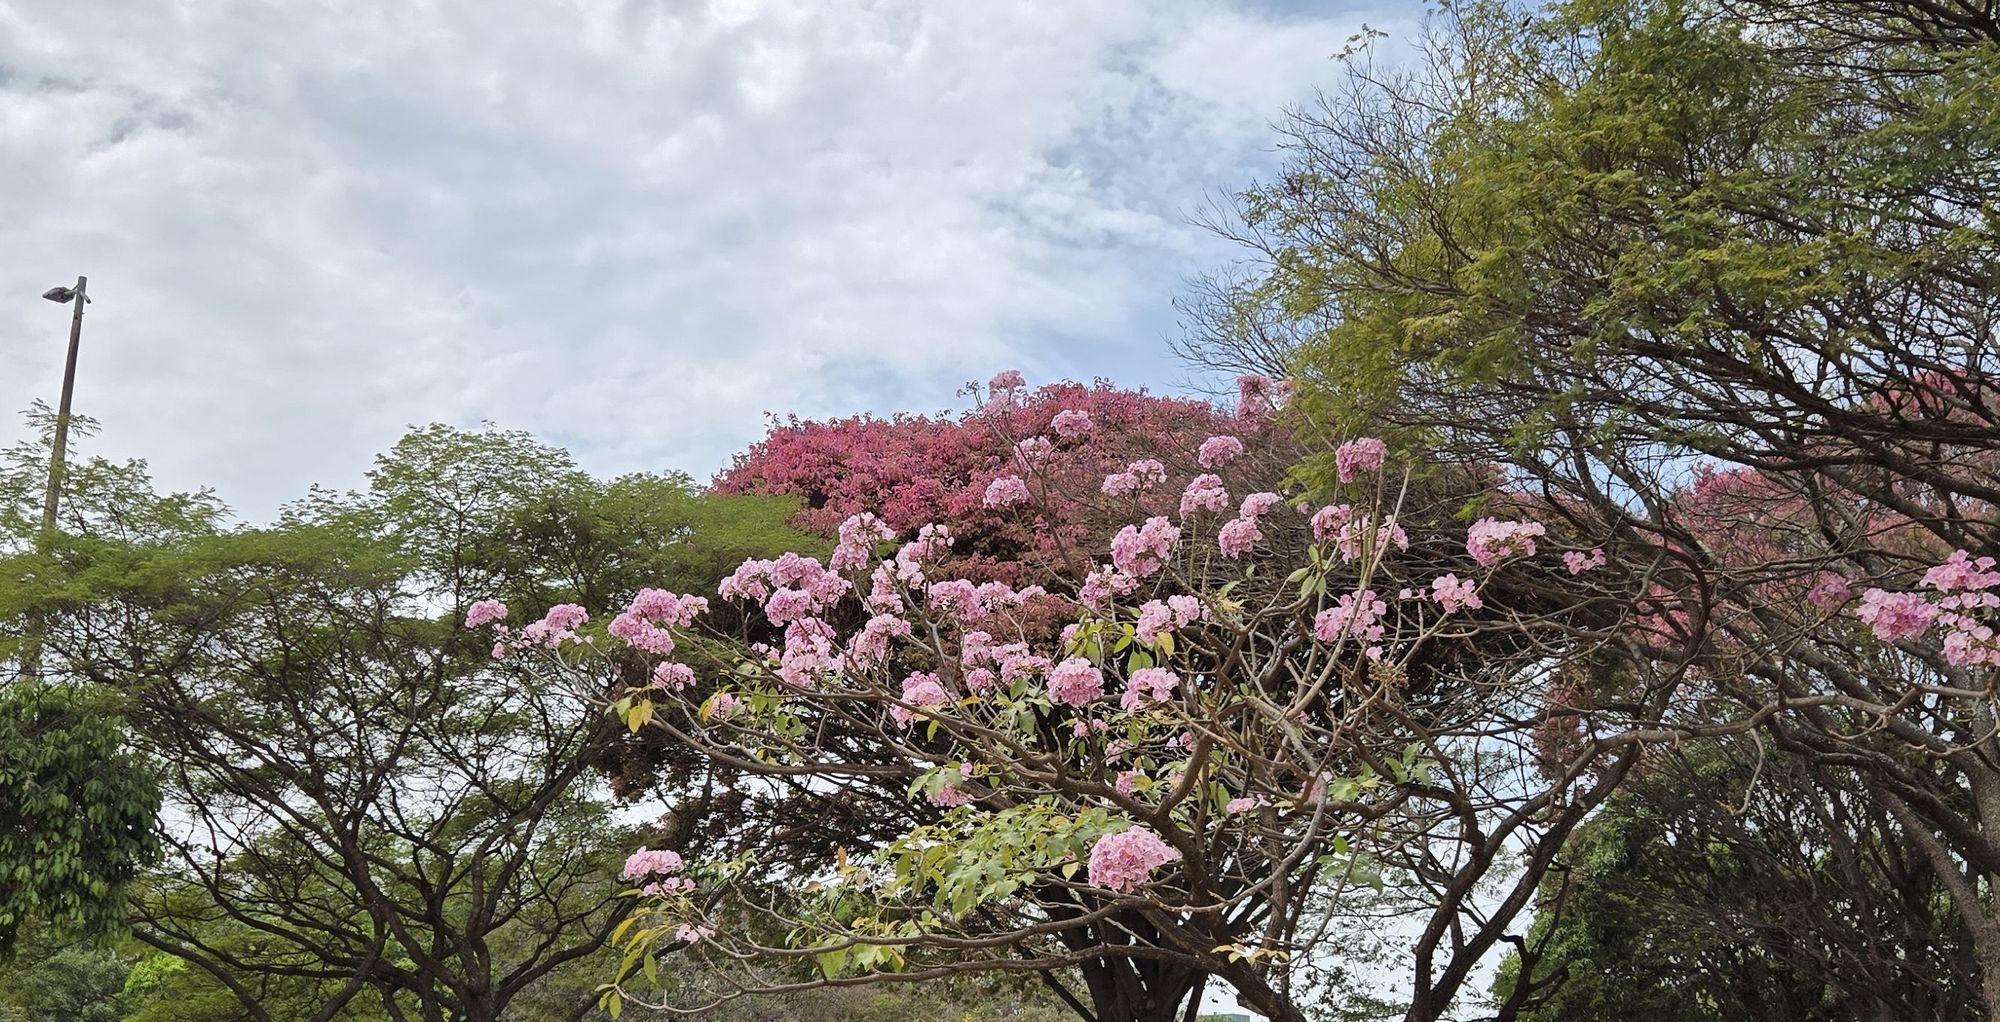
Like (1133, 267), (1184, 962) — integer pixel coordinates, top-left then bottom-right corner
(41, 286), (75, 304)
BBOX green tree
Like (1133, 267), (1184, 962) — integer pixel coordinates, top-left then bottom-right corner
(1, 421), (810, 1022)
(1202, 0), (2000, 1015)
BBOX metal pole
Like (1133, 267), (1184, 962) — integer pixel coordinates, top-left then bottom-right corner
(39, 275), (86, 537)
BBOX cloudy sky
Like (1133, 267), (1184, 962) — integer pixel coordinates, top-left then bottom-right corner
(0, 0), (1408, 522)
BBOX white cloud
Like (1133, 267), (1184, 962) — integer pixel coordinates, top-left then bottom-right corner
(0, 0), (1409, 519)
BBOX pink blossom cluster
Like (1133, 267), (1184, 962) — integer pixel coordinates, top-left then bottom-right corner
(1179, 474), (1230, 519)
(848, 612), (914, 667)
(832, 512), (897, 572)
(890, 671), (951, 727)
(1225, 796), (1265, 815)
(1087, 826), (1180, 892)
(777, 618), (843, 687)
(1197, 435), (1244, 468)
(1134, 595), (1206, 647)
(927, 579), (1044, 624)
(983, 474), (1031, 508)
(1101, 459), (1168, 497)
(1467, 518), (1548, 567)
(610, 590), (707, 655)
(1219, 492), (1282, 559)
(1563, 548), (1607, 575)
(1315, 590), (1388, 646)
(1856, 552), (2000, 666)
(1430, 574), (1482, 614)
(1120, 666), (1181, 711)
(1309, 504), (1408, 562)
(650, 661), (697, 690)
(1334, 436), (1388, 483)
(1047, 658), (1106, 708)
(1856, 588), (1939, 642)
(622, 847), (685, 882)
(1080, 565), (1140, 612)
(515, 603), (590, 649)
(988, 369), (1026, 394)
(1925, 550), (2000, 594)
(1110, 517), (1181, 577)
(464, 599), (508, 629)
(1050, 408), (1095, 439)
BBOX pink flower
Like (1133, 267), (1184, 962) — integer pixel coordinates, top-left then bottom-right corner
(702, 692), (740, 720)
(1080, 565), (1140, 612)
(984, 474), (1032, 508)
(1087, 826), (1180, 892)
(518, 602), (591, 648)
(1315, 590), (1387, 644)
(543, 604), (589, 631)
(891, 672), (952, 727)
(1238, 492), (1282, 520)
(1225, 796), (1264, 815)
(650, 662), (696, 690)
(762, 588), (814, 626)
(1179, 474), (1230, 519)
(1120, 667), (1180, 711)
(1197, 435), (1245, 468)
(1466, 518), (1547, 567)
(1334, 437), (1388, 483)
(1047, 658), (1106, 708)
(1050, 409), (1095, 439)
(1110, 517), (1181, 577)
(964, 667), (997, 693)
(464, 599), (508, 629)
(675, 923), (717, 944)
(1167, 594), (1206, 626)
(832, 512), (896, 572)
(622, 847), (685, 881)
(848, 613), (913, 667)
(777, 618), (843, 687)
(1218, 517), (1262, 559)
(1115, 769), (1142, 796)
(988, 369), (1026, 393)
(1135, 600), (1175, 646)
(1563, 548), (1607, 575)
(1856, 588), (1937, 642)
(1430, 574), (1482, 614)
(1925, 550), (2000, 593)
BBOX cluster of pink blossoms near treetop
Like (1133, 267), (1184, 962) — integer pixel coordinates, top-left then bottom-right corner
(1857, 550), (2000, 666)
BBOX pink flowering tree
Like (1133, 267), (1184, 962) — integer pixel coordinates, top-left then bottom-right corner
(481, 380), (1656, 1022)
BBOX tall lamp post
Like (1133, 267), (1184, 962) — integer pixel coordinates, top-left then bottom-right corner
(39, 276), (89, 538)
(23, 276), (88, 680)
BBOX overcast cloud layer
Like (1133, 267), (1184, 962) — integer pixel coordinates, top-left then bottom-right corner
(0, 0), (1402, 520)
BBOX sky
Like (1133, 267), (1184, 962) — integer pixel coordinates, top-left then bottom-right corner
(0, 0), (1412, 523)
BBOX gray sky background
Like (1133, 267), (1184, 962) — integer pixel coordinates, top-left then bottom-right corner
(0, 0), (1410, 523)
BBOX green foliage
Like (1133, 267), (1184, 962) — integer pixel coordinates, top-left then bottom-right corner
(0, 685), (158, 956)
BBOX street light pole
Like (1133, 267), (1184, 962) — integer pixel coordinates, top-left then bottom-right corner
(39, 275), (88, 538)
(22, 276), (88, 681)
